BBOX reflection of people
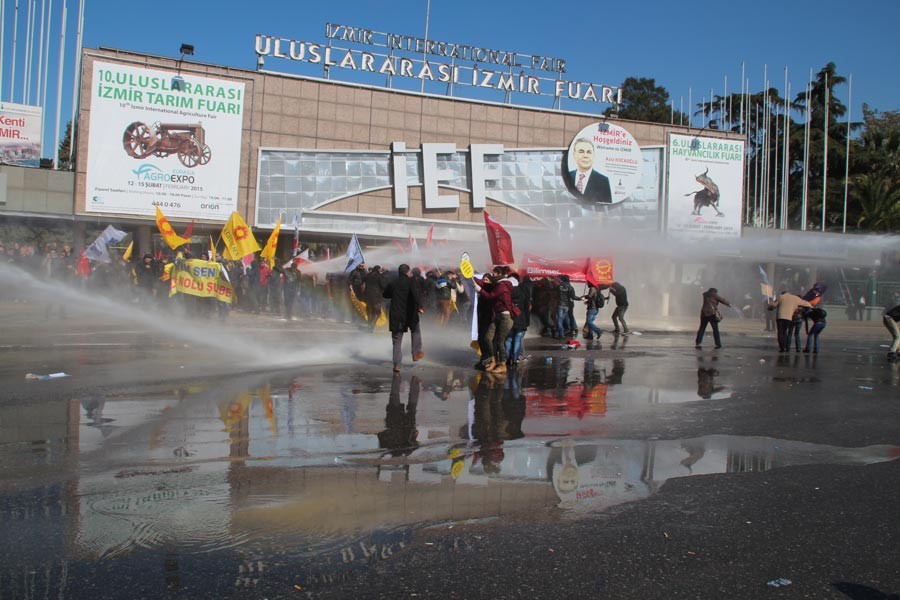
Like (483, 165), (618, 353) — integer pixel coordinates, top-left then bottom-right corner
(568, 138), (612, 204)
(377, 374), (420, 456)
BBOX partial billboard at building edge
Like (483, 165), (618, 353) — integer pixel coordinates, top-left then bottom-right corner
(85, 61), (244, 220)
(0, 102), (43, 167)
(666, 133), (744, 240)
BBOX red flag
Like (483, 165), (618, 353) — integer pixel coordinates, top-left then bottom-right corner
(585, 257), (615, 287)
(392, 240), (407, 254)
(483, 211), (514, 266)
(425, 224), (434, 249)
(182, 220), (195, 239)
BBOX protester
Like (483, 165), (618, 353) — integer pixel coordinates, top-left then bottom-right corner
(383, 263), (425, 373)
(555, 275), (577, 339)
(883, 304), (900, 361)
(363, 265), (387, 332)
(582, 282), (605, 340)
(769, 292), (813, 352)
(790, 306), (805, 352)
(695, 287), (731, 349)
(477, 266), (516, 374)
(277, 261), (301, 320)
(803, 306), (827, 354)
(609, 281), (630, 334)
(505, 272), (531, 366)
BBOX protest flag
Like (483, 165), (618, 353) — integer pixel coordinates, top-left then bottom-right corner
(155, 206), (191, 250)
(283, 248), (311, 269)
(483, 211), (514, 266)
(182, 220), (195, 239)
(84, 225), (129, 263)
(221, 211), (261, 261)
(291, 214), (300, 256)
(209, 236), (217, 260)
(585, 257), (615, 287)
(344, 233), (365, 273)
(122, 241), (134, 261)
(260, 216), (282, 268)
(425, 224), (435, 249)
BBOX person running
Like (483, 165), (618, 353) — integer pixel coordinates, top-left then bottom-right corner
(609, 281), (630, 334)
(695, 288), (731, 349)
(383, 264), (425, 373)
(477, 266), (516, 374)
(803, 306), (827, 354)
(883, 304), (900, 361)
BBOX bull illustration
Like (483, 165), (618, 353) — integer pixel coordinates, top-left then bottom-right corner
(685, 168), (723, 217)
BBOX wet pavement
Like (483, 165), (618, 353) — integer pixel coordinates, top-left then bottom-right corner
(1, 299), (899, 599)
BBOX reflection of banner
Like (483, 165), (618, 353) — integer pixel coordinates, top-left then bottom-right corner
(85, 61), (245, 219)
(521, 254), (614, 285)
(0, 102), (42, 167)
(666, 133), (744, 240)
(169, 259), (234, 303)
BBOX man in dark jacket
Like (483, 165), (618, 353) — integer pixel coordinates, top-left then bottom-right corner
(383, 264), (425, 372)
(609, 281), (630, 334)
(556, 275), (578, 339)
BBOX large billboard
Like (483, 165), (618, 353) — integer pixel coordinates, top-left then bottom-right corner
(85, 61), (245, 220)
(0, 102), (42, 167)
(666, 134), (744, 239)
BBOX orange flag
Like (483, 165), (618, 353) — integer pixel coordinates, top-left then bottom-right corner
(260, 216), (282, 268)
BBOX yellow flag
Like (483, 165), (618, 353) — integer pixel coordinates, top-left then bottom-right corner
(122, 241), (134, 261)
(221, 211), (260, 261)
(209, 235), (217, 260)
(155, 206), (191, 249)
(260, 216), (282, 268)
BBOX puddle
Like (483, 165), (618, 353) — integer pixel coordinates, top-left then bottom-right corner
(1, 363), (897, 579)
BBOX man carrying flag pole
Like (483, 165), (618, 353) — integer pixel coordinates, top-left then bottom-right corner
(260, 216), (282, 268)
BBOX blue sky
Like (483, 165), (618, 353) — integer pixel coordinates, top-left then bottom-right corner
(2, 0), (898, 153)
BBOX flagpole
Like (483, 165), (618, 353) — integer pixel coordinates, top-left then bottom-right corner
(420, 0), (431, 93)
(688, 87), (692, 128)
(69, 0), (86, 168)
(0, 0), (5, 102)
(11, 0), (19, 102)
(739, 62), (745, 134)
(53, 0), (68, 169)
(801, 71), (811, 231)
(40, 0), (53, 158)
(782, 79), (790, 229)
(36, 0), (45, 101)
(772, 86), (780, 229)
(821, 71), (829, 232)
(23, 0), (33, 103)
(842, 73), (852, 233)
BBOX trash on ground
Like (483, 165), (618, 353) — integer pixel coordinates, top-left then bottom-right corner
(767, 578), (792, 587)
(858, 386), (873, 391)
(25, 372), (70, 381)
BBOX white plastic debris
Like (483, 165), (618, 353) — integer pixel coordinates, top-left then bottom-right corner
(25, 372), (70, 381)
(767, 578), (792, 587)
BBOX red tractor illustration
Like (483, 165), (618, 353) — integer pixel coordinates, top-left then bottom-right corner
(122, 121), (212, 168)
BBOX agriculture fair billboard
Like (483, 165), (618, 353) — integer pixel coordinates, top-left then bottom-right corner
(85, 61), (245, 220)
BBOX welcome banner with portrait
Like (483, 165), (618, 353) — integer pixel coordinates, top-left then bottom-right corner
(666, 134), (744, 240)
(85, 61), (245, 220)
(565, 122), (643, 206)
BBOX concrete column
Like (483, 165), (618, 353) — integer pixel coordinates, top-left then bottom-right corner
(136, 225), (152, 257)
(72, 221), (86, 250)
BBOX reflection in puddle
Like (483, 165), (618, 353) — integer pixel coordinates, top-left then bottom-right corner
(0, 364), (896, 591)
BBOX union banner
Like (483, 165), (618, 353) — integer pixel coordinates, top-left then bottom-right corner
(169, 259), (234, 303)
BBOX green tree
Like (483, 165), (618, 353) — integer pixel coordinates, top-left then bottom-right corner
(605, 77), (687, 124)
(57, 121), (73, 170)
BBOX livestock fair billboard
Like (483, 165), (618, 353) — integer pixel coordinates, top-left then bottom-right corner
(0, 102), (43, 167)
(666, 134), (744, 240)
(85, 61), (245, 220)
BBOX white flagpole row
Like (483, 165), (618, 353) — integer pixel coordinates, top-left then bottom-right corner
(11, 0), (19, 102)
(0, 0), (6, 102)
(40, 0), (53, 158)
(68, 0), (84, 166)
